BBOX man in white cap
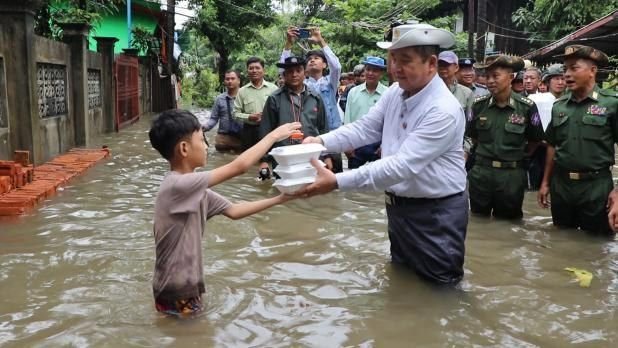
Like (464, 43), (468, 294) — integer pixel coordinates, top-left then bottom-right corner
(438, 51), (474, 118)
(301, 23), (468, 285)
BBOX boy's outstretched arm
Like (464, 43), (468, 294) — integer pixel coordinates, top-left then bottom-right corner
(208, 122), (301, 187)
(222, 194), (295, 220)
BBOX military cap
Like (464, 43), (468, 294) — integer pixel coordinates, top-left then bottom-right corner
(542, 64), (564, 82)
(458, 58), (475, 67)
(276, 56), (306, 68)
(473, 55), (525, 72)
(555, 45), (609, 66)
(513, 71), (524, 81)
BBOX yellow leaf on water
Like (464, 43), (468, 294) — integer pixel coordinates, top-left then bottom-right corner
(564, 267), (593, 287)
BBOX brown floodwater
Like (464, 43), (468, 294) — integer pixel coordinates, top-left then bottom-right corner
(0, 112), (616, 347)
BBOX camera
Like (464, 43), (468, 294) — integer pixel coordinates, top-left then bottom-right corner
(298, 28), (311, 39)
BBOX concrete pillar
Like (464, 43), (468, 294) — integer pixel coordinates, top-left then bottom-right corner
(0, 0), (43, 163)
(59, 23), (90, 146)
(94, 37), (118, 133)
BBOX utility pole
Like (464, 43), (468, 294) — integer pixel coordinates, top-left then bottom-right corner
(166, 0), (175, 76)
(475, 0), (486, 61)
(467, 0), (475, 58)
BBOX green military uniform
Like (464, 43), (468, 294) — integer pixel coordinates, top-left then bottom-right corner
(467, 92), (544, 218)
(545, 86), (618, 233)
(543, 45), (616, 234)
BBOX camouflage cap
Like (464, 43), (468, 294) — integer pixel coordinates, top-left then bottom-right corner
(513, 71), (524, 81)
(555, 45), (609, 67)
(473, 55), (525, 72)
(542, 63), (564, 82)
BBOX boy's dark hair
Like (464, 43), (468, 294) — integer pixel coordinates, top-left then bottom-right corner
(246, 56), (265, 68)
(149, 109), (202, 160)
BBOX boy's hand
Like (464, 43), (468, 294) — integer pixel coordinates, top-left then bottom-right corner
(270, 122), (302, 142)
(277, 193), (297, 203)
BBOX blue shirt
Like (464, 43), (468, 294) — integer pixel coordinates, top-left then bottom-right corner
(202, 92), (242, 135)
(281, 46), (342, 131)
(320, 74), (467, 198)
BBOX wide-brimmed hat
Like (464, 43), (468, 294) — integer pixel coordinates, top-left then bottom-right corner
(377, 23), (455, 50)
(361, 56), (387, 69)
(473, 55), (525, 72)
(276, 56), (306, 69)
(542, 64), (564, 82)
(438, 51), (458, 64)
(554, 45), (609, 66)
(458, 58), (475, 67)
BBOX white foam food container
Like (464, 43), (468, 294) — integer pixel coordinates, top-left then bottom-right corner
(268, 143), (327, 166)
(273, 160), (326, 180)
(273, 176), (315, 195)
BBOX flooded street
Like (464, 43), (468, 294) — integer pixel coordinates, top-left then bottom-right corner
(0, 113), (617, 347)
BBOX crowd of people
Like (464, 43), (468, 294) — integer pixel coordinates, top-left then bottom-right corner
(149, 23), (617, 317)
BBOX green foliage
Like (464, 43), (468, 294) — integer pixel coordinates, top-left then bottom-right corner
(35, 0), (122, 39)
(131, 26), (157, 56)
(512, 0), (616, 42)
(182, 69), (221, 108)
(189, 0), (275, 83)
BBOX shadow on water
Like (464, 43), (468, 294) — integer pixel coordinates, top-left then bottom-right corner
(0, 113), (616, 346)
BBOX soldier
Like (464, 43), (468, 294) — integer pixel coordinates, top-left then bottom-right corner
(538, 45), (617, 234)
(466, 55), (544, 219)
(456, 57), (489, 98)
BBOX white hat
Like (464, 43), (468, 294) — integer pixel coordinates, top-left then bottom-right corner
(377, 23), (455, 50)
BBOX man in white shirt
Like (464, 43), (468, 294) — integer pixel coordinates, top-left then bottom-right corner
(302, 23), (468, 285)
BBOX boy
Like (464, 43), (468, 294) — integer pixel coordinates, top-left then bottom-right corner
(148, 109), (301, 317)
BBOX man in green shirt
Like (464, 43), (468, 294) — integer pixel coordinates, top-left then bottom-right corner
(538, 45), (617, 234)
(466, 55), (544, 219)
(438, 51), (474, 117)
(234, 57), (278, 151)
(343, 56), (388, 169)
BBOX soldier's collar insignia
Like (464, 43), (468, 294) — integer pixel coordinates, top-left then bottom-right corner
(559, 112), (566, 118)
(591, 91), (599, 101)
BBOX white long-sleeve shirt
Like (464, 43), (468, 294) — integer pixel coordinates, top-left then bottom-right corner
(320, 74), (467, 198)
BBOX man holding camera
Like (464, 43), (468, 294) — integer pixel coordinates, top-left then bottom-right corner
(281, 26), (342, 173)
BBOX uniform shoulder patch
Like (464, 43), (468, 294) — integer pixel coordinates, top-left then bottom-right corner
(474, 94), (490, 104)
(513, 93), (534, 106)
(598, 89), (618, 98)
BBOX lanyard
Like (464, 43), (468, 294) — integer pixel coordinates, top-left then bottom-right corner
(289, 93), (303, 124)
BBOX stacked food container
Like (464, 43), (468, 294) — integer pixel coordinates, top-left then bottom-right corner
(268, 143), (327, 194)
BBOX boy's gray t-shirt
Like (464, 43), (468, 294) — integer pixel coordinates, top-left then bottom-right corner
(152, 171), (231, 301)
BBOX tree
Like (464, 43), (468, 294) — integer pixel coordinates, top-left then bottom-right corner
(512, 0), (616, 43)
(35, 0), (122, 38)
(189, 0), (275, 83)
